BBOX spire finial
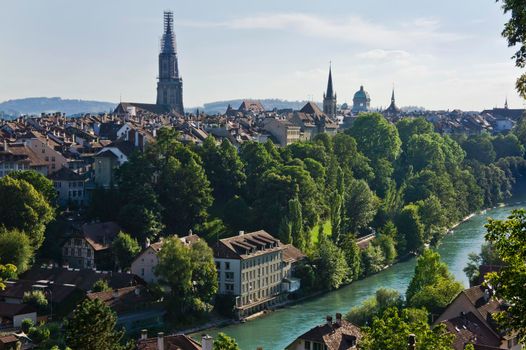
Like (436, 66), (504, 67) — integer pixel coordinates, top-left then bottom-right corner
(505, 96), (509, 109)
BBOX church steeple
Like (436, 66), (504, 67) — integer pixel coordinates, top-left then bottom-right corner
(156, 11), (184, 115)
(505, 97), (509, 109)
(323, 63), (337, 118)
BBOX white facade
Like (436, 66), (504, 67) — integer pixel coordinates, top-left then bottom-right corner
(131, 246), (161, 284)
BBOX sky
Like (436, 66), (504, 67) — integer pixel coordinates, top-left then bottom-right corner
(1, 0), (524, 111)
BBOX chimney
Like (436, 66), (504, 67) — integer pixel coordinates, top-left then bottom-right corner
(335, 313), (342, 326)
(201, 334), (213, 350)
(408, 334), (416, 350)
(326, 315), (333, 327)
(157, 332), (164, 350)
(140, 329), (148, 340)
(239, 230), (245, 236)
(3, 140), (7, 152)
(112, 289), (119, 299)
(145, 237), (151, 249)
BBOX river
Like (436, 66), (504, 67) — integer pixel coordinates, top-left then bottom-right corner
(204, 199), (525, 350)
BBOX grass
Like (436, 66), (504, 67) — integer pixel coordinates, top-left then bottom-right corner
(310, 220), (332, 244)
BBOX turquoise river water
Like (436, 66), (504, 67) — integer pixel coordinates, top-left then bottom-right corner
(204, 198), (525, 349)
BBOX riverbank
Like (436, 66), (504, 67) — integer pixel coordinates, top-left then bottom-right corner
(186, 204), (519, 341)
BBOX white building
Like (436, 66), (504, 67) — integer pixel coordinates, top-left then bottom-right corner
(130, 233), (200, 284)
(213, 230), (305, 319)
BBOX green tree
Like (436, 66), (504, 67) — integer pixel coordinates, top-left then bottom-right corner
(117, 203), (164, 243)
(213, 333), (240, 350)
(65, 299), (131, 350)
(92, 279), (112, 292)
(0, 228), (33, 273)
(23, 290), (49, 314)
(0, 263), (17, 290)
(485, 209), (526, 342)
(461, 134), (496, 164)
(360, 308), (455, 350)
(346, 113), (402, 161)
(111, 232), (140, 269)
(199, 137), (246, 201)
(463, 242), (504, 285)
(492, 133), (524, 159)
(497, 0), (526, 97)
(374, 234), (397, 265)
(362, 245), (386, 276)
(415, 195), (449, 243)
(395, 205), (425, 254)
(315, 235), (349, 290)
(155, 237), (218, 315)
(288, 196), (306, 251)
(342, 179), (379, 234)
(396, 117), (434, 147)
(406, 249), (463, 315)
(158, 154), (213, 234)
(346, 288), (403, 326)
(339, 234), (362, 281)
(0, 176), (55, 249)
(8, 170), (57, 204)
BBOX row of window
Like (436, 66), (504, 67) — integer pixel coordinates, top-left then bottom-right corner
(241, 285), (280, 305)
(241, 253), (279, 269)
(64, 247), (91, 257)
(241, 273), (281, 293)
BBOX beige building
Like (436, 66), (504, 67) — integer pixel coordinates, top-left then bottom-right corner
(261, 118), (301, 147)
(213, 230), (304, 319)
(435, 285), (523, 350)
(130, 233), (200, 284)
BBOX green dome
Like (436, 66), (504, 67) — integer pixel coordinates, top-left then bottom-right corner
(353, 85), (370, 100)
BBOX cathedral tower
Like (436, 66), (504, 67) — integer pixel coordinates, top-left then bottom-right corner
(323, 64), (337, 118)
(156, 11), (184, 115)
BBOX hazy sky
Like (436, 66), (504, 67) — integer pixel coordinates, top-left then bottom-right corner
(1, 0), (524, 110)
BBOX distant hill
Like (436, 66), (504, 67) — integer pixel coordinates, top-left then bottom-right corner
(187, 99), (319, 114)
(0, 97), (116, 119)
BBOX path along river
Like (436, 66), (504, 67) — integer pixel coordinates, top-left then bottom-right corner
(204, 198), (526, 349)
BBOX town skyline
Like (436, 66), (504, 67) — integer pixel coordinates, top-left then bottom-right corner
(1, 0), (525, 111)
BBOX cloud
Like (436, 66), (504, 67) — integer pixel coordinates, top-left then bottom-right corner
(180, 13), (468, 49)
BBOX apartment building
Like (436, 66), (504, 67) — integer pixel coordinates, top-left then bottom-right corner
(213, 230), (304, 319)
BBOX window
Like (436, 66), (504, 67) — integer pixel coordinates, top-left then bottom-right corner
(225, 272), (234, 280)
(304, 341), (311, 350)
(141, 268), (144, 276)
(225, 262), (230, 270)
(216, 262), (220, 270)
(77, 248), (81, 256)
(225, 283), (234, 292)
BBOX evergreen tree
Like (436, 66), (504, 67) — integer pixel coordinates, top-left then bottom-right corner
(288, 196), (305, 251)
(65, 299), (131, 350)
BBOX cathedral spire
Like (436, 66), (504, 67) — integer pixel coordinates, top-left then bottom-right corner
(161, 11), (176, 54)
(326, 63), (334, 99)
(156, 10), (184, 114)
(323, 62), (337, 118)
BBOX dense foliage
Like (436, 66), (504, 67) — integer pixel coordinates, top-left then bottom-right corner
(64, 299), (132, 350)
(485, 209), (526, 343)
(155, 237), (218, 317)
(360, 308), (455, 350)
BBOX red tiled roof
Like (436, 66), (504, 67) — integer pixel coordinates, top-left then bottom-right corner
(137, 334), (201, 350)
(290, 319), (362, 350)
(81, 221), (121, 251)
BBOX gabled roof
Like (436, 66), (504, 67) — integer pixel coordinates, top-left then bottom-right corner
(137, 334), (201, 350)
(80, 221), (121, 251)
(442, 312), (501, 350)
(114, 102), (172, 116)
(213, 230), (284, 260)
(0, 302), (35, 318)
(86, 285), (154, 314)
(48, 166), (86, 181)
(19, 266), (143, 292)
(300, 102), (325, 117)
(238, 100), (265, 113)
(290, 319), (362, 350)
